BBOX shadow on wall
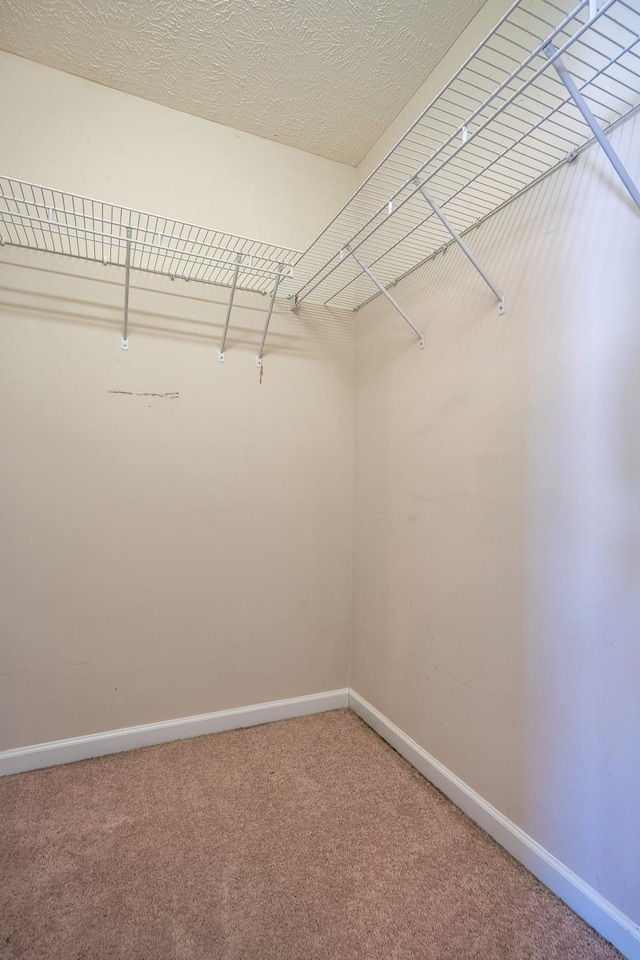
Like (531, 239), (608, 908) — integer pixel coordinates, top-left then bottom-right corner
(0, 251), (354, 372)
(522, 143), (640, 918)
(351, 114), (640, 922)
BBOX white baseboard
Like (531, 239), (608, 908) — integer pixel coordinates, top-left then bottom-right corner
(0, 688), (349, 778)
(3, 685), (637, 958)
(349, 689), (640, 960)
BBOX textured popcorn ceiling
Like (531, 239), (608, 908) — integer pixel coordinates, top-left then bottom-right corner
(0, 0), (486, 165)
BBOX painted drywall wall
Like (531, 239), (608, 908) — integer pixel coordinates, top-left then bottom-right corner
(0, 56), (354, 749)
(356, 0), (512, 184)
(0, 51), (356, 250)
(351, 114), (640, 926)
(0, 0), (487, 166)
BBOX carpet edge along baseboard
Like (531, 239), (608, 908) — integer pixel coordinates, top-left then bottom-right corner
(1, 686), (637, 959)
(0, 689), (350, 777)
(348, 689), (640, 960)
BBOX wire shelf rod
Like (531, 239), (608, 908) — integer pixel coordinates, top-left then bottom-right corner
(0, 178), (301, 257)
(218, 253), (242, 362)
(344, 244), (424, 346)
(353, 97), (640, 316)
(317, 29), (638, 309)
(0, 210), (293, 282)
(122, 227), (132, 349)
(293, 0), (599, 303)
(257, 266), (285, 366)
(293, 2), (634, 308)
(297, 0), (583, 265)
(545, 41), (640, 206)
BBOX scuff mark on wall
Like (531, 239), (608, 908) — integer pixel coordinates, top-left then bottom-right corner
(108, 390), (179, 399)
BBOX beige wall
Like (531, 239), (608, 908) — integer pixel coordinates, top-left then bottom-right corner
(2, 17), (639, 934)
(0, 56), (354, 749)
(351, 114), (640, 923)
(0, 51), (356, 250)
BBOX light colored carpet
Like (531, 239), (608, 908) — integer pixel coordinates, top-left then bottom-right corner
(0, 709), (622, 959)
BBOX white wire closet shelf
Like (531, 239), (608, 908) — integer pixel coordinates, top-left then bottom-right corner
(0, 177), (300, 293)
(287, 0), (640, 319)
(0, 176), (301, 360)
(1, 0), (638, 359)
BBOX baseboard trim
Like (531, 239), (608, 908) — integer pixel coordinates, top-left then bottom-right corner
(349, 689), (640, 960)
(0, 688), (350, 777)
(3, 685), (637, 958)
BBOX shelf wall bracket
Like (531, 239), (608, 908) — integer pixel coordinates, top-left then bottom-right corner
(411, 177), (506, 315)
(121, 226), (133, 350)
(344, 244), (425, 349)
(544, 44), (640, 211)
(256, 264), (285, 367)
(218, 253), (242, 363)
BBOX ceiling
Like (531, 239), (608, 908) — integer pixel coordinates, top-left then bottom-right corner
(0, 0), (486, 166)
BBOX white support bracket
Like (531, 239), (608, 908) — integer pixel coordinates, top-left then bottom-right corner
(218, 253), (242, 363)
(344, 244), (424, 349)
(544, 44), (640, 212)
(412, 177), (506, 315)
(256, 264), (285, 367)
(121, 226), (133, 350)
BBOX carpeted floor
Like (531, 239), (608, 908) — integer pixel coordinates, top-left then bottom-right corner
(0, 709), (623, 960)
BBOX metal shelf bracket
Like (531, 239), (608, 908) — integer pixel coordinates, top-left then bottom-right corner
(289, 0), (638, 314)
(344, 244), (425, 348)
(218, 253), (242, 362)
(257, 264), (285, 367)
(544, 44), (640, 212)
(121, 226), (133, 350)
(412, 177), (505, 315)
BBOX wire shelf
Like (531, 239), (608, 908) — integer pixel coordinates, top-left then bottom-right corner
(288, 0), (640, 311)
(0, 176), (301, 295)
